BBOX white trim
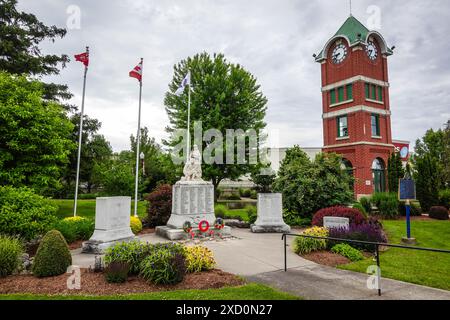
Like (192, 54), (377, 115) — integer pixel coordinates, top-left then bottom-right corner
(336, 136), (350, 141)
(323, 141), (395, 149)
(323, 105), (391, 119)
(372, 136), (383, 139)
(322, 75), (389, 92)
(330, 99), (354, 108)
(365, 98), (384, 105)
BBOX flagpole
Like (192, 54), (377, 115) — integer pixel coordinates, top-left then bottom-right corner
(74, 46), (89, 217)
(134, 58), (143, 217)
(186, 70), (191, 159)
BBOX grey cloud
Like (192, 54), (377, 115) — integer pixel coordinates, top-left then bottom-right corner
(17, 0), (450, 151)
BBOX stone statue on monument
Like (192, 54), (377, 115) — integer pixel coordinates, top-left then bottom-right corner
(181, 145), (203, 181)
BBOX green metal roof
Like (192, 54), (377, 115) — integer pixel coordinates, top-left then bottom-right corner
(334, 15), (369, 45)
(315, 15), (392, 62)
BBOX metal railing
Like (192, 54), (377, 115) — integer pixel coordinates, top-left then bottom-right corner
(281, 233), (450, 296)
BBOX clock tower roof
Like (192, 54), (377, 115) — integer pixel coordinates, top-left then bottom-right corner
(315, 15), (393, 62)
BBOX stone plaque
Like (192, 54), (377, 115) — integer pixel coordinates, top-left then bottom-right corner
(323, 216), (350, 230)
(165, 181), (216, 229)
(251, 193), (290, 233)
(82, 197), (135, 254)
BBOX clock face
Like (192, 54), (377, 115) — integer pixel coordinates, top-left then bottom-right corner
(366, 41), (378, 61)
(331, 44), (348, 64)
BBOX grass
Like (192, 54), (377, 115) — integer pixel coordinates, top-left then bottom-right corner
(52, 199), (147, 220)
(0, 284), (300, 300)
(223, 208), (249, 222)
(339, 219), (450, 291)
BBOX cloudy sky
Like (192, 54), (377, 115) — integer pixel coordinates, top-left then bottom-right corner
(18, 0), (450, 152)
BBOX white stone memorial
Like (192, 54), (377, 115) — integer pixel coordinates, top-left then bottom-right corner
(251, 193), (290, 233)
(323, 216), (350, 230)
(82, 196), (135, 254)
(156, 145), (231, 240)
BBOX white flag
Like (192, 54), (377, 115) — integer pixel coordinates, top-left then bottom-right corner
(175, 71), (190, 96)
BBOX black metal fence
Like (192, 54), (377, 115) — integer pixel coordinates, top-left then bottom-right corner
(281, 233), (450, 296)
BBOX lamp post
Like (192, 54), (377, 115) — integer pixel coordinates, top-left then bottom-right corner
(140, 152), (145, 176)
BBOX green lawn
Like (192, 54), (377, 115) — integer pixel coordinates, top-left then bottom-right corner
(52, 199), (147, 220)
(223, 209), (249, 222)
(339, 220), (450, 291)
(0, 284), (300, 300)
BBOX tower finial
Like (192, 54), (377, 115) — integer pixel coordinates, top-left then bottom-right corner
(349, 0), (353, 16)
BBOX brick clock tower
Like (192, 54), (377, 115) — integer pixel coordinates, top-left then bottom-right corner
(315, 16), (395, 199)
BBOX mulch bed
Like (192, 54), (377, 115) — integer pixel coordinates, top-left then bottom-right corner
(302, 251), (351, 267)
(0, 269), (244, 295)
(138, 228), (155, 236)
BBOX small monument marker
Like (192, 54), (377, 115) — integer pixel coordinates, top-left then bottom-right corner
(323, 216), (350, 230)
(251, 193), (290, 233)
(82, 196), (135, 254)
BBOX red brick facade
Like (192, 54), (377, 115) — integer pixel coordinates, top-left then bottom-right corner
(317, 23), (395, 198)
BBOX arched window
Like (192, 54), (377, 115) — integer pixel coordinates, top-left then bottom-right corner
(341, 159), (354, 190)
(372, 158), (386, 193)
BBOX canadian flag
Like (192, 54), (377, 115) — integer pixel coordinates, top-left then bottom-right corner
(74, 51), (89, 67)
(129, 60), (143, 82)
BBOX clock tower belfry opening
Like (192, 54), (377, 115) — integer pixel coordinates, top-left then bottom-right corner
(315, 15), (395, 199)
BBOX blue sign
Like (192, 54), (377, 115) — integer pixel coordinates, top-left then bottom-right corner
(399, 179), (416, 200)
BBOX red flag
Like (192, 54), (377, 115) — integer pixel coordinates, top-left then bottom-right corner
(74, 51), (89, 67)
(129, 60), (143, 82)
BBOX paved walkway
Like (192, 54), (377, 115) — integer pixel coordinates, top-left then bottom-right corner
(72, 228), (450, 300)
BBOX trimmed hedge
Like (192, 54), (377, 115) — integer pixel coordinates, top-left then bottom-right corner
(312, 206), (366, 227)
(32, 230), (72, 277)
(429, 206), (449, 220)
(0, 186), (58, 240)
(54, 216), (94, 243)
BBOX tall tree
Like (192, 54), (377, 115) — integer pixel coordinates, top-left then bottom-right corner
(164, 52), (268, 191)
(387, 151), (404, 193)
(414, 128), (448, 188)
(130, 127), (178, 193)
(0, 72), (74, 194)
(60, 115), (113, 196)
(0, 0), (72, 105)
(415, 154), (440, 212)
(273, 146), (354, 218)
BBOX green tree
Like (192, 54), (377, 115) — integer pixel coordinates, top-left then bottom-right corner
(415, 154), (440, 212)
(59, 114), (112, 197)
(130, 127), (179, 193)
(0, 0), (72, 105)
(387, 151), (404, 193)
(273, 146), (354, 218)
(414, 128), (448, 188)
(92, 151), (135, 197)
(164, 52), (267, 191)
(0, 72), (74, 194)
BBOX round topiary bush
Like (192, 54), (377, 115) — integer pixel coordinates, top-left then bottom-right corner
(32, 230), (72, 277)
(312, 206), (366, 227)
(245, 205), (257, 224)
(429, 206), (449, 220)
(130, 216), (143, 235)
(214, 204), (227, 218)
(0, 235), (23, 277)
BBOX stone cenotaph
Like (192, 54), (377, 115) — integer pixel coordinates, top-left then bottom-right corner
(82, 196), (136, 254)
(251, 193), (290, 233)
(156, 145), (231, 240)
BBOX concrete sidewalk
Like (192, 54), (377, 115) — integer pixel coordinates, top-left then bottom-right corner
(71, 228), (450, 300)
